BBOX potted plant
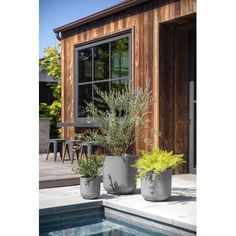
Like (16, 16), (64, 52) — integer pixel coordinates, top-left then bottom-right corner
(134, 146), (185, 201)
(72, 155), (103, 199)
(78, 81), (155, 194)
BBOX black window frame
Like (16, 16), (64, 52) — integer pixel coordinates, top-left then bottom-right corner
(74, 31), (132, 122)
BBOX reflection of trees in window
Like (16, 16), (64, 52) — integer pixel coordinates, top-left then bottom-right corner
(111, 79), (129, 91)
(78, 84), (92, 117)
(94, 82), (109, 112)
(94, 44), (109, 81)
(112, 38), (129, 78)
(79, 48), (92, 83)
(76, 34), (131, 118)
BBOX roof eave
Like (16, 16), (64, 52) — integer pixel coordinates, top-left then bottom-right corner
(53, 0), (150, 34)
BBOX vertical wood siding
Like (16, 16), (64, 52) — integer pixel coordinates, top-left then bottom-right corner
(61, 0), (196, 173)
(159, 16), (196, 174)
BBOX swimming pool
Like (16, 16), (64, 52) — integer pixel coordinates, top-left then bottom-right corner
(39, 202), (196, 236)
(40, 218), (173, 236)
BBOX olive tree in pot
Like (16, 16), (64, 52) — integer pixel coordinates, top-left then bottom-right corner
(72, 155), (103, 199)
(79, 81), (154, 194)
(134, 147), (185, 201)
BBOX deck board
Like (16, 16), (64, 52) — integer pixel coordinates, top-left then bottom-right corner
(39, 154), (80, 189)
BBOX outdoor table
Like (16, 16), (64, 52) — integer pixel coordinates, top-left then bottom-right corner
(57, 122), (101, 128)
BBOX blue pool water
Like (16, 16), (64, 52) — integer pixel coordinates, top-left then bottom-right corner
(39, 203), (195, 235)
(41, 219), (172, 236)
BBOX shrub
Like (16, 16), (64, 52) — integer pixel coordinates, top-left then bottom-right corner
(77, 80), (159, 156)
(72, 155), (103, 179)
(134, 146), (185, 179)
(39, 101), (61, 138)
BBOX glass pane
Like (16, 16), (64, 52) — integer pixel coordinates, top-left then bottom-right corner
(94, 43), (109, 81)
(111, 79), (130, 117)
(111, 37), (129, 79)
(93, 82), (109, 112)
(78, 84), (92, 117)
(78, 48), (92, 83)
(111, 79), (129, 92)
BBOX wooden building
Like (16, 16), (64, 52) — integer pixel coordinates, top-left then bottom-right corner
(54, 0), (196, 174)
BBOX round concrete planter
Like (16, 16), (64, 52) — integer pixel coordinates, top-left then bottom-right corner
(103, 154), (137, 194)
(141, 169), (172, 201)
(80, 177), (100, 199)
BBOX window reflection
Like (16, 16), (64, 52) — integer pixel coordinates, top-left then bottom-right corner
(111, 79), (129, 91)
(94, 82), (109, 112)
(77, 35), (130, 118)
(111, 38), (129, 79)
(94, 44), (109, 81)
(78, 48), (92, 83)
(78, 84), (92, 117)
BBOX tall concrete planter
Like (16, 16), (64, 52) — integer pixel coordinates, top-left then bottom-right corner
(103, 154), (137, 194)
(141, 169), (172, 201)
(39, 118), (51, 153)
(80, 177), (100, 199)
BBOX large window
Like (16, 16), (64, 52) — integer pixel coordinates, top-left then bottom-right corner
(75, 32), (131, 119)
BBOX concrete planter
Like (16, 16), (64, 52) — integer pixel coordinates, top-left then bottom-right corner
(39, 118), (51, 153)
(141, 169), (172, 201)
(103, 154), (137, 194)
(80, 177), (100, 199)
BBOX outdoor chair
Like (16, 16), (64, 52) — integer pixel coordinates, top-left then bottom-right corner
(62, 140), (81, 164)
(63, 141), (101, 164)
(46, 139), (65, 162)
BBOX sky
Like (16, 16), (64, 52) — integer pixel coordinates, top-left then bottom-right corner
(39, 0), (122, 58)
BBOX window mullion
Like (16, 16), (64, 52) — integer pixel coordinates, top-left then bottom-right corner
(129, 34), (132, 82)
(92, 46), (94, 103)
(76, 50), (79, 119)
(109, 42), (111, 91)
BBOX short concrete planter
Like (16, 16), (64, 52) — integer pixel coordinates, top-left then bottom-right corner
(141, 169), (172, 201)
(103, 154), (137, 194)
(80, 177), (100, 199)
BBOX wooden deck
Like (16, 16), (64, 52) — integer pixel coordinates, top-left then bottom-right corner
(39, 153), (80, 189)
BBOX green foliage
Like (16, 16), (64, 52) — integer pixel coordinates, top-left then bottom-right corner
(72, 155), (103, 179)
(39, 102), (50, 116)
(134, 146), (185, 179)
(39, 43), (61, 101)
(39, 43), (61, 79)
(77, 80), (158, 156)
(39, 43), (61, 138)
(39, 101), (61, 138)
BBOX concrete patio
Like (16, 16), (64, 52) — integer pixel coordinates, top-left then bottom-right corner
(39, 174), (196, 235)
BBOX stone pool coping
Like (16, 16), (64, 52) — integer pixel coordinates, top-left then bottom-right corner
(39, 174), (196, 233)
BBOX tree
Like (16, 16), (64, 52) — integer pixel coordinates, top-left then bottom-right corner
(39, 43), (61, 138)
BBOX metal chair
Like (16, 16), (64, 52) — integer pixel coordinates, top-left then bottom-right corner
(74, 141), (100, 164)
(46, 139), (65, 162)
(62, 140), (81, 164)
(62, 140), (100, 164)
